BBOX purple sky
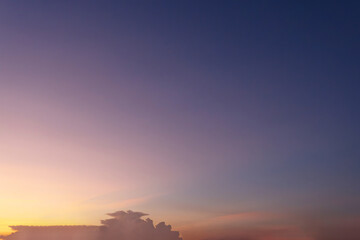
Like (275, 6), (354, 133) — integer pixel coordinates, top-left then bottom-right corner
(0, 1), (359, 240)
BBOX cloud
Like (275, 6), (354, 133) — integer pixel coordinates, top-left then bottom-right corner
(184, 211), (277, 227)
(188, 212), (360, 240)
(100, 210), (182, 240)
(3, 210), (360, 240)
(3, 210), (182, 240)
(303, 215), (360, 240)
(82, 195), (154, 212)
(184, 225), (311, 240)
(179, 211), (311, 240)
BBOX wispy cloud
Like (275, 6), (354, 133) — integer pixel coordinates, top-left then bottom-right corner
(80, 189), (163, 211)
(82, 195), (154, 211)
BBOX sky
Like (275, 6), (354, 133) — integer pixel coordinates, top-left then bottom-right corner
(0, 1), (359, 239)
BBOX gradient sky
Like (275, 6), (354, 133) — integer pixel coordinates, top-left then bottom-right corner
(0, 1), (359, 240)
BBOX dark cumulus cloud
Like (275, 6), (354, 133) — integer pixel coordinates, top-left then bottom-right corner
(3, 210), (182, 240)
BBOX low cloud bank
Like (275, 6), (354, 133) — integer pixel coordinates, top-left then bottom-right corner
(4, 210), (182, 240)
(3, 210), (360, 240)
(180, 211), (360, 240)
